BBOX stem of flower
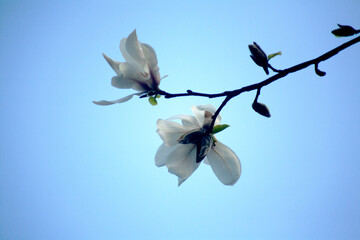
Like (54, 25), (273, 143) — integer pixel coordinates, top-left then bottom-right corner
(254, 88), (261, 102)
(206, 95), (233, 134)
(268, 64), (281, 73)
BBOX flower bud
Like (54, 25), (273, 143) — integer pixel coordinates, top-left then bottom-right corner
(332, 24), (360, 37)
(252, 101), (271, 118)
(249, 42), (269, 75)
(148, 96), (158, 106)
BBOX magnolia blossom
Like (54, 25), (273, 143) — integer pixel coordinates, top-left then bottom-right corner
(93, 30), (162, 105)
(156, 105), (241, 186)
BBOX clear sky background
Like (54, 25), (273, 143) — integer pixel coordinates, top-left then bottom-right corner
(1, 1), (360, 239)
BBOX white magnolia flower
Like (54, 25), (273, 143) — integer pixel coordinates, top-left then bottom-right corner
(156, 104), (241, 186)
(93, 30), (162, 105)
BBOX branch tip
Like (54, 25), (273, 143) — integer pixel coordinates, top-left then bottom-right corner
(315, 63), (326, 77)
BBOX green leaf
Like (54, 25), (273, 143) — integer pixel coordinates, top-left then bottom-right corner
(267, 51), (282, 61)
(212, 124), (230, 134)
(148, 96), (158, 106)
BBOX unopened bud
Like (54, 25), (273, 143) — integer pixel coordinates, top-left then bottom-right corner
(252, 101), (271, 118)
(249, 42), (269, 75)
(332, 24), (359, 37)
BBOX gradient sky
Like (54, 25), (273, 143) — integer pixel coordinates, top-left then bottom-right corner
(1, 1), (360, 239)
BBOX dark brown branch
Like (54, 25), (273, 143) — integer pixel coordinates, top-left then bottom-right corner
(157, 35), (360, 131)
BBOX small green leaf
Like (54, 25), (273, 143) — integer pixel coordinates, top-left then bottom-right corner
(268, 51), (282, 60)
(148, 96), (158, 106)
(156, 94), (161, 99)
(212, 124), (230, 134)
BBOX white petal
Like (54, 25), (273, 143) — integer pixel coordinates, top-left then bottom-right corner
(203, 158), (210, 165)
(103, 53), (121, 75)
(93, 92), (142, 105)
(207, 141), (241, 186)
(120, 30), (148, 76)
(141, 43), (158, 67)
(119, 62), (148, 82)
(142, 43), (161, 87)
(111, 76), (148, 92)
(165, 144), (200, 186)
(178, 177), (186, 186)
(156, 119), (194, 146)
(111, 76), (135, 89)
(167, 114), (200, 128)
(196, 104), (222, 125)
(197, 104), (217, 114)
(155, 143), (177, 167)
(191, 105), (205, 127)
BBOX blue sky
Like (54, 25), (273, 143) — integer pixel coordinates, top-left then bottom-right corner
(1, 0), (360, 239)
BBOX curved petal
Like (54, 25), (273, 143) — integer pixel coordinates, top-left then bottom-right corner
(197, 104), (222, 125)
(167, 114), (200, 128)
(120, 30), (149, 77)
(93, 92), (142, 105)
(155, 143), (177, 167)
(191, 105), (205, 127)
(141, 43), (158, 67)
(102, 53), (121, 75)
(142, 43), (161, 87)
(197, 104), (217, 114)
(111, 77), (149, 93)
(206, 141), (241, 186)
(156, 119), (194, 146)
(111, 76), (136, 89)
(119, 62), (148, 82)
(165, 144), (199, 186)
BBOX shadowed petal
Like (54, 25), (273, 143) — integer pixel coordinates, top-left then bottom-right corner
(156, 119), (194, 146)
(191, 106), (205, 127)
(119, 62), (148, 82)
(111, 76), (149, 92)
(165, 144), (199, 186)
(207, 141), (241, 185)
(155, 143), (177, 167)
(111, 76), (136, 89)
(142, 43), (161, 87)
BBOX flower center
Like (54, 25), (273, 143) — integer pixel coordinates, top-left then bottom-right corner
(178, 129), (215, 163)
